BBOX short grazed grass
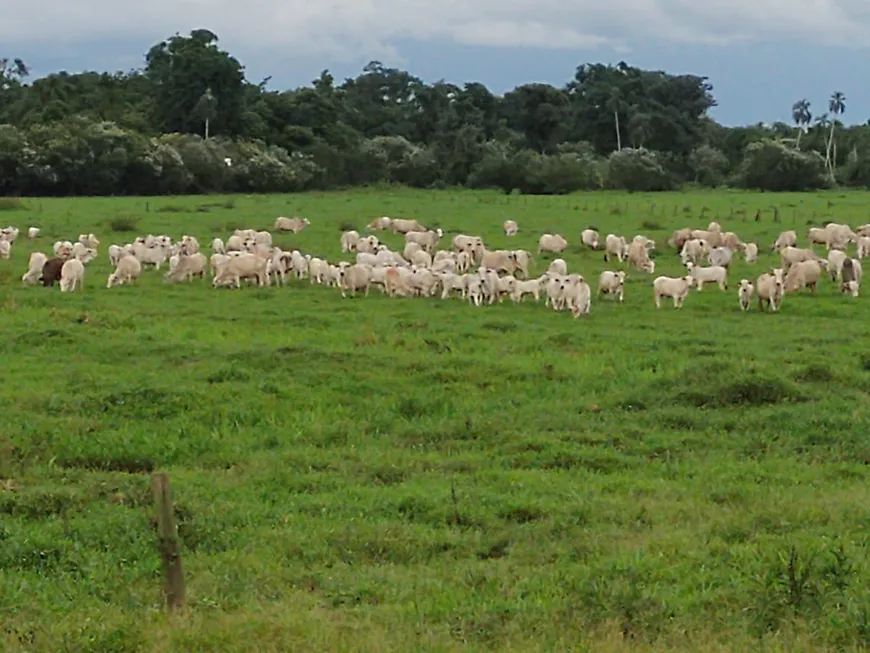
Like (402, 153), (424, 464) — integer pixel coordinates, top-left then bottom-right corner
(3, 187), (870, 651)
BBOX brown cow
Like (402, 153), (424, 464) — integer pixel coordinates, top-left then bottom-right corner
(42, 257), (65, 287)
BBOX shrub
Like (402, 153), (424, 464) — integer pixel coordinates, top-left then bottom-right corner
(688, 145), (729, 187)
(468, 143), (602, 194)
(607, 148), (675, 192)
(107, 215), (141, 232)
(734, 139), (828, 191)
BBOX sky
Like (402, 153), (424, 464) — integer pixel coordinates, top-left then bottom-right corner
(2, 0), (869, 127)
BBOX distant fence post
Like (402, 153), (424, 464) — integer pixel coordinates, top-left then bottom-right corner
(151, 472), (186, 612)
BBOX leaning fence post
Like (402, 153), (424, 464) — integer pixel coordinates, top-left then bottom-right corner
(151, 472), (186, 612)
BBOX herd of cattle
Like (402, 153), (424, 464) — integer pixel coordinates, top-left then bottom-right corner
(0, 215), (866, 315)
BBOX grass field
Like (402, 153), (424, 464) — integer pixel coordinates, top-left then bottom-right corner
(3, 187), (870, 651)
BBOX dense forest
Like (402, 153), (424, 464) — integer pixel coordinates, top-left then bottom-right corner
(0, 29), (866, 196)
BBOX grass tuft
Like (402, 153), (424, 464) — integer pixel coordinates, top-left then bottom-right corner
(107, 215), (141, 232)
(0, 197), (26, 211)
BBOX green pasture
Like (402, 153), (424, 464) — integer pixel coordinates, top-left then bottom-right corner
(2, 188), (870, 651)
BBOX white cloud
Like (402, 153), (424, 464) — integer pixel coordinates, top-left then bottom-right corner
(3, 0), (870, 65)
(452, 21), (613, 49)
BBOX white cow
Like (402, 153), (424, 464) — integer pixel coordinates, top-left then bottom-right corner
(756, 269), (785, 312)
(653, 275), (693, 308)
(338, 264), (373, 297)
(538, 234), (568, 254)
(597, 271), (626, 302)
(604, 235), (629, 263)
(581, 229), (599, 250)
(60, 259), (85, 292)
(686, 262), (728, 291)
(22, 252), (47, 285)
(341, 230), (361, 253)
(738, 279), (754, 311)
(107, 255), (142, 288)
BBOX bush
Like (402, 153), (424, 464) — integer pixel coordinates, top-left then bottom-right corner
(468, 143), (602, 194)
(144, 139), (192, 194)
(734, 139), (828, 191)
(107, 215), (141, 232)
(355, 136), (439, 188)
(524, 152), (603, 194)
(688, 145), (729, 187)
(161, 133), (231, 193)
(0, 116), (330, 196)
(836, 147), (870, 188)
(467, 142), (529, 193)
(607, 148), (675, 192)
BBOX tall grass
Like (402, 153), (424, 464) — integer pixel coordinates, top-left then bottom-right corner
(0, 197), (26, 211)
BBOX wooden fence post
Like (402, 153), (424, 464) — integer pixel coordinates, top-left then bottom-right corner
(151, 472), (186, 612)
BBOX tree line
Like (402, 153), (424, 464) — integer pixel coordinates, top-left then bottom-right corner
(0, 29), (866, 197)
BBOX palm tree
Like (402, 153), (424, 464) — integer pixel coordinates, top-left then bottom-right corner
(814, 113), (830, 137)
(791, 99), (811, 149)
(827, 91), (845, 177)
(0, 57), (28, 90)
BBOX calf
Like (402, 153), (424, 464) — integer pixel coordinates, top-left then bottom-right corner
(42, 257), (65, 287)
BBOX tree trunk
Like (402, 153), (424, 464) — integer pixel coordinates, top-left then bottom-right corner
(795, 129), (802, 150)
(614, 110), (622, 151)
(205, 118), (210, 141)
(826, 123), (835, 175)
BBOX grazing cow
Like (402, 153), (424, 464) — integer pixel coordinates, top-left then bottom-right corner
(581, 229), (599, 250)
(341, 230), (361, 253)
(213, 252), (269, 288)
(744, 243), (758, 264)
(367, 216), (392, 231)
(107, 255), (142, 288)
(538, 234), (568, 254)
(668, 228), (693, 251)
(772, 230), (797, 251)
(841, 258), (863, 297)
(627, 241), (655, 274)
(390, 218), (426, 234)
(274, 217), (309, 232)
(784, 260), (825, 293)
(22, 252), (48, 285)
